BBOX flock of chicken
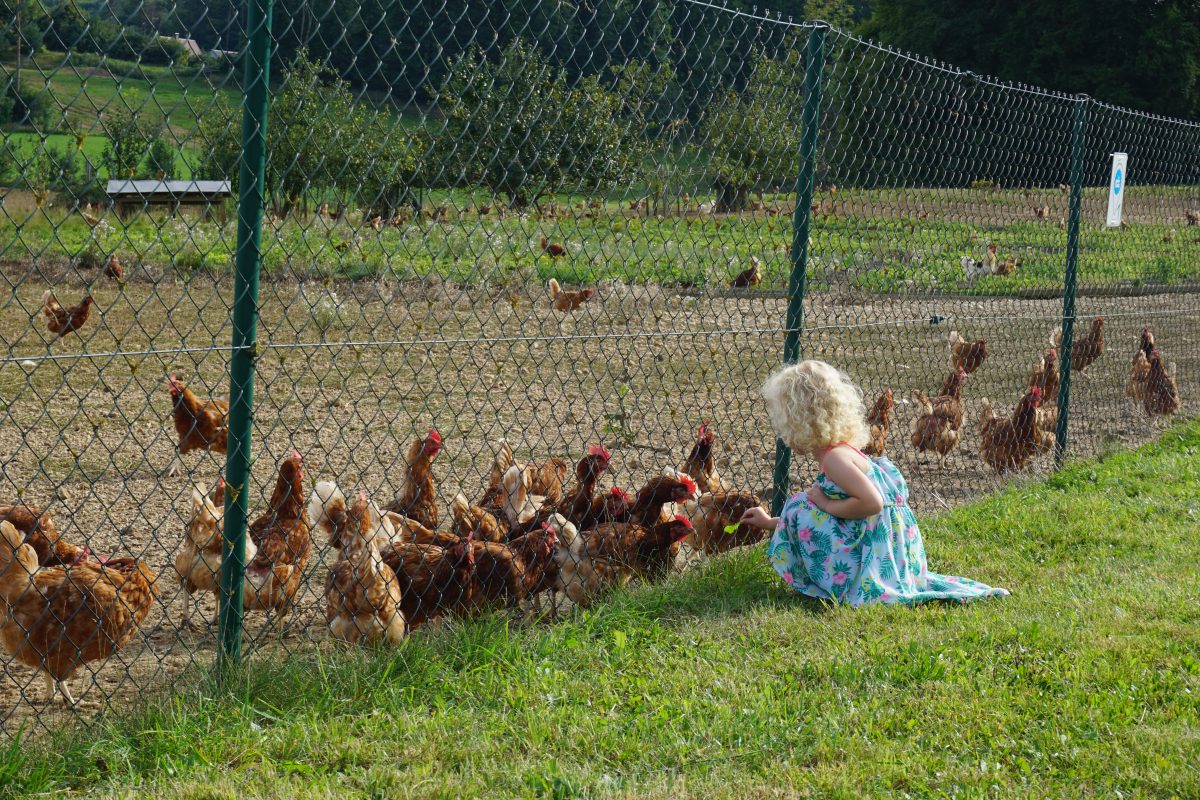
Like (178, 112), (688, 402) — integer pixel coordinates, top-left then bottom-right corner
(1, 381), (768, 705)
(2, 249), (1183, 709)
(863, 320), (1180, 474)
(961, 244), (1020, 281)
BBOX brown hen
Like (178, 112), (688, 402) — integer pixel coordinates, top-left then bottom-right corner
(245, 451), (311, 618)
(386, 428), (443, 528)
(167, 374), (229, 477)
(0, 521), (157, 705)
(41, 291), (94, 339)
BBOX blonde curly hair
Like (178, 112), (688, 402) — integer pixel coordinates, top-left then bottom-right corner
(762, 360), (869, 454)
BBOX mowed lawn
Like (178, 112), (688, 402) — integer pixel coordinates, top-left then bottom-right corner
(1, 423), (1197, 798)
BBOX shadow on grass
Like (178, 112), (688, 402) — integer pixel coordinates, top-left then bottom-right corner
(606, 545), (836, 622)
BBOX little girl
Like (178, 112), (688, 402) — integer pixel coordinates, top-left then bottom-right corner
(741, 360), (1008, 606)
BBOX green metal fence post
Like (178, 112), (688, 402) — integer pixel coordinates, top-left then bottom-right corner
(219, 0), (274, 675)
(771, 23), (827, 516)
(1054, 94), (1089, 469)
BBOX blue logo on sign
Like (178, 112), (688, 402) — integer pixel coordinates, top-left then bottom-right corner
(1113, 168), (1123, 195)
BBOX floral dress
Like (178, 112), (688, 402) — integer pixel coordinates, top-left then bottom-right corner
(766, 447), (1009, 606)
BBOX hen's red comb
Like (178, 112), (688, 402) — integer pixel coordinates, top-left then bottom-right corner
(678, 474), (697, 495)
(587, 443), (611, 460)
(427, 427), (442, 443)
(673, 514), (693, 528)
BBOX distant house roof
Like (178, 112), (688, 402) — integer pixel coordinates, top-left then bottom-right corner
(166, 36), (204, 57)
(209, 48), (238, 58)
(106, 180), (231, 198)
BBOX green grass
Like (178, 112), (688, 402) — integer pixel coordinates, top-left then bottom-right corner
(6, 52), (239, 137)
(3, 188), (1199, 293)
(4, 132), (205, 180)
(5, 423), (1200, 798)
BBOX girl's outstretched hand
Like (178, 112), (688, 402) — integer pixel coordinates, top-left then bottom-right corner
(739, 507), (778, 530)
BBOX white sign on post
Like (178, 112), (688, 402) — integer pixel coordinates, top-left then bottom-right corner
(1106, 152), (1127, 228)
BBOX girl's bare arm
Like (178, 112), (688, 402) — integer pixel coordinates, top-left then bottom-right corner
(813, 449), (884, 520)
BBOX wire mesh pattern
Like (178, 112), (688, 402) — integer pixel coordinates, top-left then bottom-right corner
(1, 0), (1197, 734)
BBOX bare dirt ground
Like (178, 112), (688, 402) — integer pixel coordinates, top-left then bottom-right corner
(1, 262), (1196, 734)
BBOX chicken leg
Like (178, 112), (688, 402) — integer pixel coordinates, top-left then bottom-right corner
(43, 672), (78, 707)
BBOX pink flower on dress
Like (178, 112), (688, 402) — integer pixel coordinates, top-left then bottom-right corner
(797, 527), (814, 543)
(895, 494), (907, 507)
(832, 571), (849, 586)
(781, 571), (796, 586)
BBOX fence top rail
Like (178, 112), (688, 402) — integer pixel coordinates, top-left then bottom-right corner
(1087, 96), (1200, 130)
(676, 0), (811, 28)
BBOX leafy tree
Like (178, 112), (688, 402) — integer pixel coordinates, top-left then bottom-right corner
(266, 52), (357, 215)
(12, 86), (54, 129)
(193, 97), (242, 186)
(199, 52), (370, 214)
(145, 136), (179, 179)
(863, 0), (1200, 120)
(47, 142), (104, 203)
(607, 59), (682, 142)
(703, 49), (805, 211)
(0, 1), (48, 61)
(44, 2), (118, 53)
(345, 117), (428, 218)
(438, 39), (647, 208)
(101, 104), (153, 179)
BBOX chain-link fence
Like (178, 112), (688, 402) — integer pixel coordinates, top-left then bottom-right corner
(1, 0), (1196, 735)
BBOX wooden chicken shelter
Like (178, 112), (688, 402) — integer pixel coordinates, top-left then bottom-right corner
(106, 179), (232, 221)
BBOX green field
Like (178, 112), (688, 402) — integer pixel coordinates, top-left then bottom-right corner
(7, 52), (238, 136)
(4, 132), (204, 180)
(2, 186), (1199, 294)
(3, 51), (1198, 293)
(2, 52), (231, 183)
(3, 423), (1199, 798)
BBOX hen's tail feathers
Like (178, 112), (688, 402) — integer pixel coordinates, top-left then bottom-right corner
(0, 521), (34, 598)
(948, 330), (963, 347)
(490, 439), (515, 485)
(979, 398), (996, 427)
(1050, 327), (1063, 349)
(450, 492), (471, 523)
(307, 480), (346, 537)
(547, 278), (562, 299)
